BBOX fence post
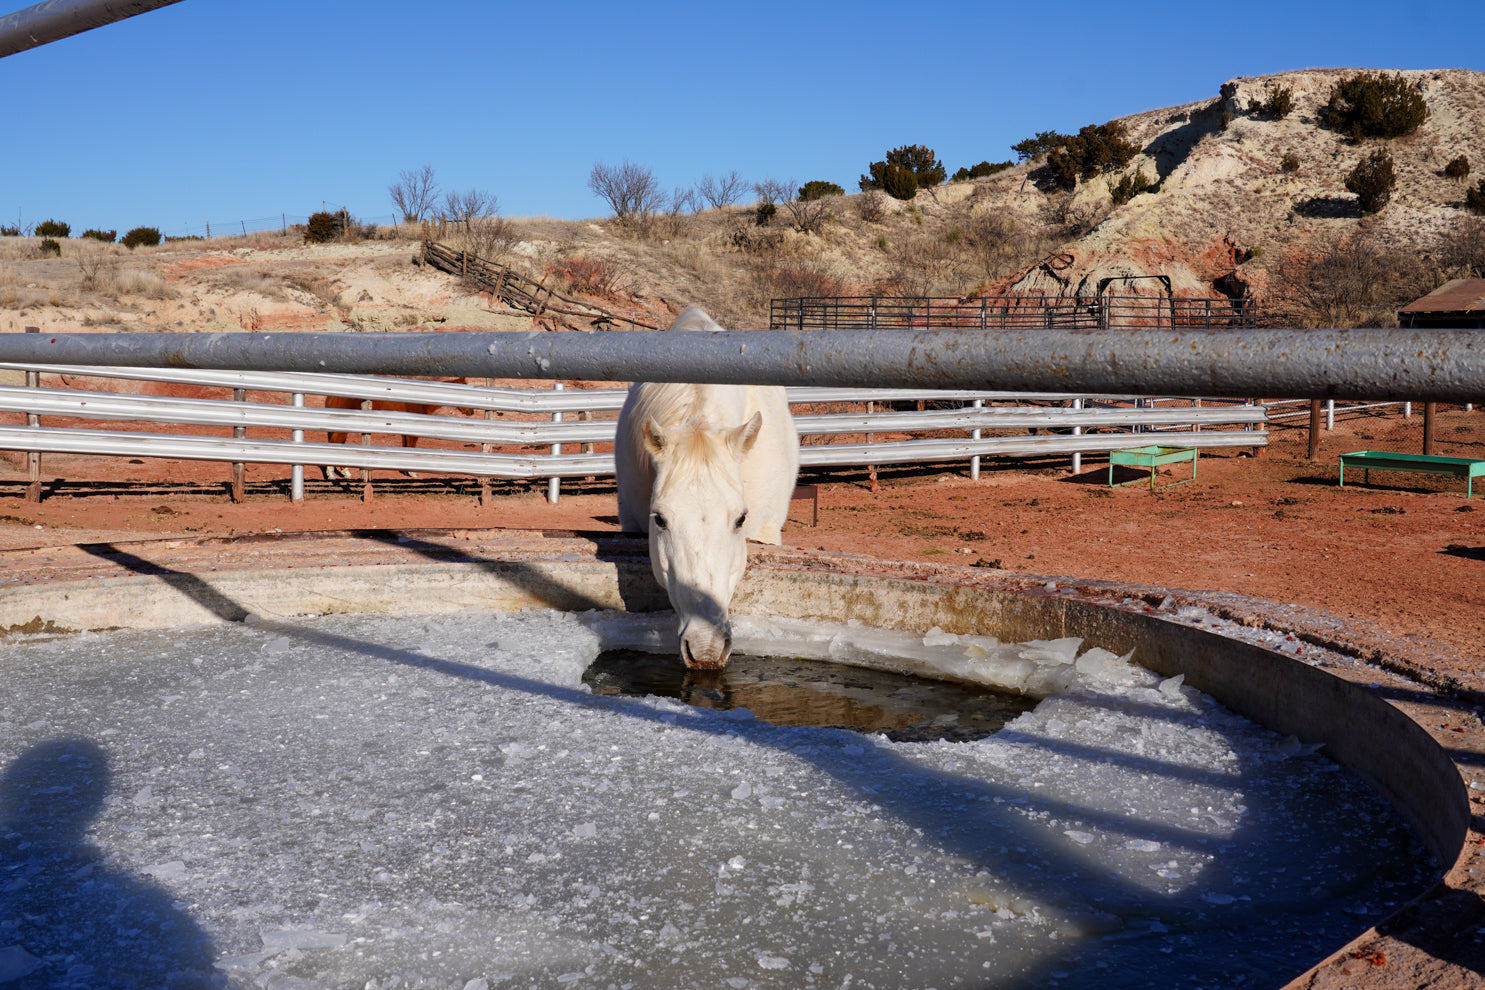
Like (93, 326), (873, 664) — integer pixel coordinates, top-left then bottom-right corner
(1325, 399), (1334, 431)
(548, 382), (564, 504)
(969, 399), (982, 480)
(359, 398), (373, 503)
(23, 326), (40, 503)
(1307, 399), (1323, 460)
(232, 388), (246, 503)
(1071, 397), (1083, 475)
(291, 392), (305, 503)
(1423, 402), (1437, 456)
(481, 378), (494, 508)
(1404, 402), (1412, 418)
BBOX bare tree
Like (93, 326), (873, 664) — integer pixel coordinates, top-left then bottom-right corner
(696, 170), (747, 210)
(1437, 216), (1485, 279)
(389, 164), (440, 224)
(751, 178), (792, 209)
(442, 188), (500, 226)
(588, 160), (665, 227)
(1276, 230), (1437, 327)
(660, 186), (699, 237)
(781, 189), (834, 235)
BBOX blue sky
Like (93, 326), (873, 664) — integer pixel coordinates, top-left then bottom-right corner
(1, 0), (1475, 238)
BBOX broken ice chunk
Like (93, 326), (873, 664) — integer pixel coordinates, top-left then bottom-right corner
(922, 626), (958, 647)
(1018, 638), (1082, 664)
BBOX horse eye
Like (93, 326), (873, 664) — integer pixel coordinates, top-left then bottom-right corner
(734, 511), (748, 531)
(652, 512), (668, 530)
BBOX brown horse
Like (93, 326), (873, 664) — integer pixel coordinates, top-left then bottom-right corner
(321, 395), (475, 480)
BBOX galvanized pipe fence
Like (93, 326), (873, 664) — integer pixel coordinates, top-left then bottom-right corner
(0, 325), (1479, 503)
(0, 327), (1479, 400)
(0, 363), (1268, 504)
(769, 294), (1259, 331)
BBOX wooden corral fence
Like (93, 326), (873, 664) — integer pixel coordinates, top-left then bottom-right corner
(770, 294), (1258, 331)
(420, 240), (658, 331)
(0, 364), (1269, 505)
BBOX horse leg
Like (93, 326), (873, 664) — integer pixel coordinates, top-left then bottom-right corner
(324, 430), (349, 480)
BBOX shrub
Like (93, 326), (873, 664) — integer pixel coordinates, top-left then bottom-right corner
(121, 226), (162, 249)
(38, 238), (61, 257)
(305, 210), (344, 243)
(856, 190), (887, 223)
(1323, 72), (1428, 141)
(549, 256), (628, 297)
(1280, 152), (1301, 173)
(860, 145), (945, 193)
(0, 225), (19, 237)
(1445, 155), (1471, 181)
(1248, 83), (1295, 120)
(1043, 122), (1140, 190)
(880, 163), (918, 201)
(1108, 168), (1152, 205)
(1345, 150), (1397, 213)
(1011, 130), (1070, 162)
(1468, 180), (1485, 215)
(35, 219), (70, 238)
(81, 228), (116, 243)
(798, 180), (844, 201)
(754, 201), (777, 226)
(951, 160), (1014, 181)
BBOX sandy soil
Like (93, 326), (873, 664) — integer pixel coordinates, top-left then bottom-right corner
(3, 404), (1480, 687)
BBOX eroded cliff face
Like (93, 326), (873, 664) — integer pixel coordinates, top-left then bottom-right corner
(1000, 69), (1485, 313)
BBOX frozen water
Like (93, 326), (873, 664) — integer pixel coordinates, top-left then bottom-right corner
(0, 609), (1434, 989)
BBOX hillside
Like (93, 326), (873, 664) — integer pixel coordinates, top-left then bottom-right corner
(2, 68), (1482, 337)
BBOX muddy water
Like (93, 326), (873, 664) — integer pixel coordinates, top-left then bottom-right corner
(582, 650), (1037, 741)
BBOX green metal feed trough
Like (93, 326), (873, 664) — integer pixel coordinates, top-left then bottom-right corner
(1338, 450), (1485, 498)
(1107, 445), (1198, 490)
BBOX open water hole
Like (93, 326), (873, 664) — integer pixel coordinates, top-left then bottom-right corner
(0, 608), (1436, 989)
(583, 651), (1037, 742)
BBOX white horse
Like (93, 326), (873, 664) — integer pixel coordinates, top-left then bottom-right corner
(615, 307), (800, 669)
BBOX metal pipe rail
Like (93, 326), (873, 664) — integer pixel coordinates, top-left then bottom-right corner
(0, 0), (185, 59)
(0, 426), (614, 479)
(0, 363), (1209, 410)
(0, 424), (1259, 480)
(0, 328), (1478, 402)
(0, 364), (628, 414)
(0, 384), (1265, 445)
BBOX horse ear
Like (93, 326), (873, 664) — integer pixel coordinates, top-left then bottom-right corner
(729, 411), (763, 455)
(642, 417), (667, 456)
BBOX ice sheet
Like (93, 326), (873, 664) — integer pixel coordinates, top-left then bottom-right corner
(0, 609), (1434, 989)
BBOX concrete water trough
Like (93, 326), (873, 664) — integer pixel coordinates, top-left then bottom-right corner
(1, 529), (1482, 988)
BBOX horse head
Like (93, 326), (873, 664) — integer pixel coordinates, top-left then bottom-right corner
(641, 410), (763, 669)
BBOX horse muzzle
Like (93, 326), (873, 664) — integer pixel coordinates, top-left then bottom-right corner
(679, 617), (732, 670)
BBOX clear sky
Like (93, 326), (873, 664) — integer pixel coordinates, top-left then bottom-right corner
(1, 0), (1476, 239)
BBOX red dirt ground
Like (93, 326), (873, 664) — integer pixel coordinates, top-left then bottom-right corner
(3, 405), (1481, 684)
